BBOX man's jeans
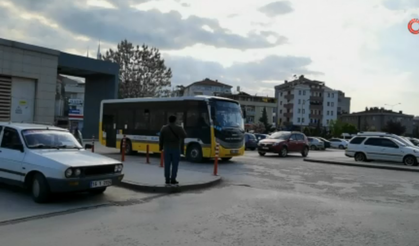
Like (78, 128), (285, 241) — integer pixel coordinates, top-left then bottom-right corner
(164, 148), (180, 180)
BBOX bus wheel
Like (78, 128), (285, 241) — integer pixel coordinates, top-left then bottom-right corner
(186, 144), (203, 162)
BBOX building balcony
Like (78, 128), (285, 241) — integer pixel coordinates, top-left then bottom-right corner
(284, 94), (294, 100)
(283, 112), (293, 118)
(284, 103), (293, 109)
(310, 104), (323, 109)
(309, 114), (323, 119)
(310, 96), (323, 101)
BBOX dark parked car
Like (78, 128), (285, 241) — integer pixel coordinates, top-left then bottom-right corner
(254, 133), (268, 142)
(245, 133), (258, 150)
(257, 131), (309, 157)
(314, 136), (331, 148)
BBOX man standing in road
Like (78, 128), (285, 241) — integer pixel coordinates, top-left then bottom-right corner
(159, 115), (187, 185)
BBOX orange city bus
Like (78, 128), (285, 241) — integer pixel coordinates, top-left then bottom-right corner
(98, 96), (245, 162)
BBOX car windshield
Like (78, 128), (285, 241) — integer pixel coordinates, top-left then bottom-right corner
(212, 100), (244, 129)
(22, 129), (83, 149)
(268, 132), (290, 140)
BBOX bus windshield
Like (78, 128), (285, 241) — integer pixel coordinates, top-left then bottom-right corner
(212, 100), (244, 129)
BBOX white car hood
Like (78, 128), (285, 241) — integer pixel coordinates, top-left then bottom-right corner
(31, 149), (121, 167)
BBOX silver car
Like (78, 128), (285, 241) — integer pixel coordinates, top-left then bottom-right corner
(307, 137), (325, 150)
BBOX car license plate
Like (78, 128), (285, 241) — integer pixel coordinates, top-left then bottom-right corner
(262, 147), (269, 150)
(91, 179), (112, 188)
(230, 149), (239, 154)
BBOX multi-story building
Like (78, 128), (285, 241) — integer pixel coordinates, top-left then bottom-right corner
(216, 91), (276, 129)
(337, 90), (351, 115)
(274, 75), (341, 129)
(182, 78), (232, 96)
(339, 107), (414, 134)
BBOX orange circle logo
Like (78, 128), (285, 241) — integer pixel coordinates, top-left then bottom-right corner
(408, 19), (419, 34)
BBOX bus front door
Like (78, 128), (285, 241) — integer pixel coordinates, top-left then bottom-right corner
(103, 115), (117, 148)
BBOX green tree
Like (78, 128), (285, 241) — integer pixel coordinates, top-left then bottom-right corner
(259, 107), (270, 134)
(102, 39), (172, 98)
(329, 119), (343, 137)
(383, 120), (406, 135)
(341, 123), (358, 134)
(329, 120), (358, 137)
(303, 127), (311, 136)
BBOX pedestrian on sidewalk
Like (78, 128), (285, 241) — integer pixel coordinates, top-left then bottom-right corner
(159, 115), (187, 185)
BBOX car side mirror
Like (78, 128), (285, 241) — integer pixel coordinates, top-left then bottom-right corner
(85, 144), (93, 149)
(14, 144), (24, 152)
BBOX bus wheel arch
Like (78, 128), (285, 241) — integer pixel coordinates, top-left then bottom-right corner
(186, 143), (203, 162)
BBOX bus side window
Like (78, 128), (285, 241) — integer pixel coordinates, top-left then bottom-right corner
(118, 109), (134, 130)
(150, 110), (165, 130)
(134, 109), (150, 130)
(186, 110), (199, 127)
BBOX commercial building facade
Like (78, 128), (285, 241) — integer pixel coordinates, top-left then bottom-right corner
(339, 107), (414, 134)
(216, 92), (276, 128)
(0, 38), (119, 138)
(274, 76), (345, 129)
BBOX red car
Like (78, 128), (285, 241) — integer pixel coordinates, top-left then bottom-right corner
(257, 131), (310, 157)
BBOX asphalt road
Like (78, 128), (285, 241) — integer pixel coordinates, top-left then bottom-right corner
(1, 149), (419, 245)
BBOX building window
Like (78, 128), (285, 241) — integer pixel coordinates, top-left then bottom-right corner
(332, 93), (334, 98)
(331, 102), (334, 107)
(302, 109), (305, 114)
(327, 102), (330, 106)
(280, 109), (282, 114)
(326, 119), (329, 124)
(327, 111), (329, 115)
(280, 92), (283, 96)
(297, 118), (300, 122)
(298, 99), (301, 104)
(299, 90), (302, 95)
(298, 108), (301, 113)
(303, 90), (306, 95)
(280, 101), (282, 105)
(328, 93), (330, 97)
(331, 111), (333, 116)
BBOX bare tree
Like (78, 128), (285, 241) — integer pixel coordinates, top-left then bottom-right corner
(102, 40), (172, 98)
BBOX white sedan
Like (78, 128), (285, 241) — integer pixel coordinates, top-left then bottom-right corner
(0, 122), (124, 203)
(329, 138), (348, 149)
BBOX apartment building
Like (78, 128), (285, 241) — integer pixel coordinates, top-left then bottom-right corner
(216, 91), (276, 128)
(339, 107), (414, 134)
(338, 90), (351, 115)
(182, 78), (232, 96)
(274, 75), (342, 128)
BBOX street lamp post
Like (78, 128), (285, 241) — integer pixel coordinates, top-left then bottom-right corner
(384, 103), (401, 111)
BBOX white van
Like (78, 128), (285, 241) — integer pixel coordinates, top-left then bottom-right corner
(356, 132), (417, 148)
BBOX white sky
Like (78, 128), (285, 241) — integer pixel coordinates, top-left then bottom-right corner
(1, 0), (419, 115)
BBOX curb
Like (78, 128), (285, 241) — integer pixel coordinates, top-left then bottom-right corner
(116, 176), (222, 193)
(304, 158), (419, 173)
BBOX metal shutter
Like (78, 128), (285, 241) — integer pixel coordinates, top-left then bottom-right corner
(0, 75), (12, 121)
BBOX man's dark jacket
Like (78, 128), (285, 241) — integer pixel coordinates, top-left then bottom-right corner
(159, 123), (187, 150)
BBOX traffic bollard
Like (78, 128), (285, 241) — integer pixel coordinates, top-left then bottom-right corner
(146, 145), (150, 164)
(160, 150), (164, 168)
(91, 135), (95, 153)
(213, 142), (219, 176)
(121, 135), (126, 162)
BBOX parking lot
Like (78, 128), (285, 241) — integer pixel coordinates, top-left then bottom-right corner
(1, 147), (419, 245)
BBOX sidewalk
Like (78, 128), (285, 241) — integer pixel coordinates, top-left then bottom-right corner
(92, 143), (222, 193)
(304, 157), (419, 173)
